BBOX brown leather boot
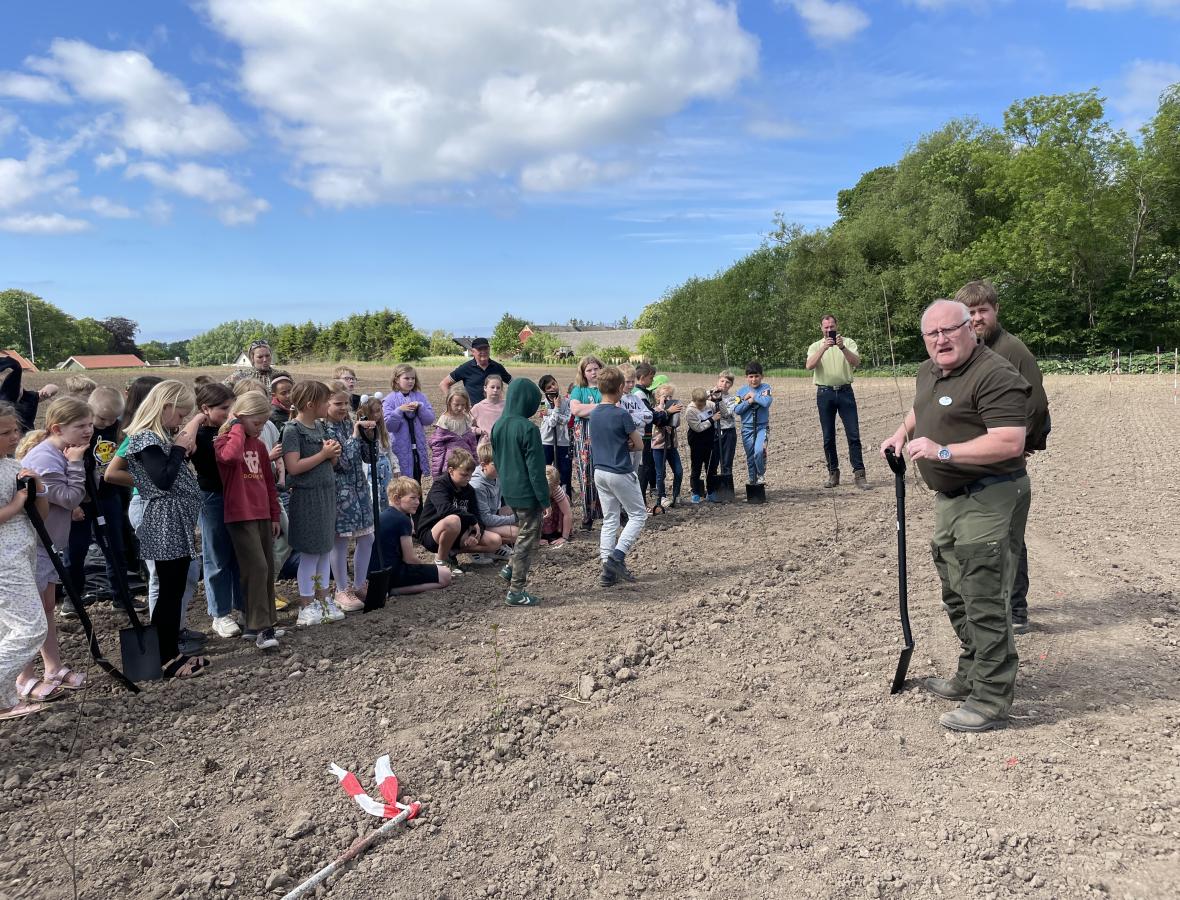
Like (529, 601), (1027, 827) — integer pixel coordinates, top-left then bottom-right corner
(824, 470), (840, 488)
(854, 469), (869, 490)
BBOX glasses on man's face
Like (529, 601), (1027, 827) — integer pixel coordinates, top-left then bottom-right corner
(922, 320), (970, 340)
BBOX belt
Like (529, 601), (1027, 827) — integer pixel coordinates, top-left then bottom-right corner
(940, 469), (1027, 499)
(816, 384), (852, 391)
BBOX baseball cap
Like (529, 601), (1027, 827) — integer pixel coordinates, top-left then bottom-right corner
(470, 337), (490, 349)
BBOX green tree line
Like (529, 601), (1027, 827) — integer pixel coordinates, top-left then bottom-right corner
(638, 86), (1180, 368)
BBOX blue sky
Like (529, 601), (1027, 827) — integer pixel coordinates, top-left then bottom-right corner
(1, 1), (1177, 342)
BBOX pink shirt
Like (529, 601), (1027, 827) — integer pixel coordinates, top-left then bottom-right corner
(470, 399), (506, 436)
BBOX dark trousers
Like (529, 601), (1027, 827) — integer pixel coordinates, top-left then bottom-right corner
(67, 495), (126, 596)
(1011, 543), (1029, 619)
(227, 520), (276, 632)
(152, 556), (192, 663)
(687, 428), (717, 496)
(717, 428), (736, 477)
(817, 385), (864, 473)
(543, 444), (573, 496)
(638, 444), (656, 500)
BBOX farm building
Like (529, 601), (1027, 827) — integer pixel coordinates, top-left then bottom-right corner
(0, 349), (38, 372)
(58, 354), (147, 371)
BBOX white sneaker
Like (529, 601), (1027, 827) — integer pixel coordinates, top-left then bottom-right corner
(211, 615), (240, 638)
(660, 497), (673, 509)
(756, 475), (765, 485)
(296, 604), (324, 627)
(493, 545), (513, 560)
(321, 597), (346, 622)
(468, 554), (495, 565)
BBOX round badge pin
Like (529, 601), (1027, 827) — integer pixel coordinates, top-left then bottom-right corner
(938, 395), (953, 406)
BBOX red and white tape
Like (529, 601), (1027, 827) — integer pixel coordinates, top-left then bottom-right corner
(328, 755), (421, 821)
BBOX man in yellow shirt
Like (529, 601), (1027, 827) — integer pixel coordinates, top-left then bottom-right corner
(805, 315), (868, 489)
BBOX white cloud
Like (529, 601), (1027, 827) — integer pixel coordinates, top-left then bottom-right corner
(746, 118), (807, 139)
(0, 146), (77, 210)
(95, 147), (127, 171)
(125, 160), (269, 224)
(1068, 0), (1179, 11)
(0, 212), (90, 234)
(28, 39), (245, 156)
(203, 0), (758, 204)
(1113, 59), (1180, 130)
(0, 72), (70, 104)
(786, 0), (870, 42)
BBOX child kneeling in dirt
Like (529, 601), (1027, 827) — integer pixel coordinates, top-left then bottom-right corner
(470, 442), (518, 560)
(490, 378), (550, 607)
(590, 367), (648, 587)
(370, 477), (452, 596)
(417, 448), (501, 576)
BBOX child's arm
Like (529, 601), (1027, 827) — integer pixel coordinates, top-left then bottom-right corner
(476, 485), (516, 527)
(133, 443), (189, 491)
(627, 426), (643, 452)
(556, 490), (572, 540)
(755, 387), (773, 408)
(213, 422), (246, 464)
(37, 450), (86, 510)
(416, 395), (436, 428)
(399, 535), (419, 566)
(103, 454), (134, 488)
(284, 440), (339, 476)
(0, 474), (32, 524)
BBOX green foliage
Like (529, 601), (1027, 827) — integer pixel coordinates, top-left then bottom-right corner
(187, 319), (277, 366)
(635, 332), (660, 360)
(428, 329), (460, 357)
(73, 317), (114, 355)
(599, 345), (631, 363)
(520, 331), (560, 362)
(0, 290), (101, 367)
(574, 340), (600, 358)
(491, 313), (529, 357)
(647, 85), (1180, 364)
(100, 316), (139, 355)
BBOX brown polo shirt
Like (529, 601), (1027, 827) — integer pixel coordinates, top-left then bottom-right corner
(986, 327), (1050, 451)
(913, 343), (1031, 493)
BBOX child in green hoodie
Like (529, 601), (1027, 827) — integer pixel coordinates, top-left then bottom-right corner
(490, 378), (549, 606)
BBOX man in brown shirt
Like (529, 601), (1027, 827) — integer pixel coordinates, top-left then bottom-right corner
(955, 280), (1050, 634)
(881, 299), (1031, 733)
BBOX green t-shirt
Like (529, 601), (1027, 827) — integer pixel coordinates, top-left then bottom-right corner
(807, 337), (858, 387)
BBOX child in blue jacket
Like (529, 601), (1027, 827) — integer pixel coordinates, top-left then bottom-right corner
(734, 361), (772, 485)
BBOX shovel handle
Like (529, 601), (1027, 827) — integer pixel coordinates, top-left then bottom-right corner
(884, 446), (906, 476)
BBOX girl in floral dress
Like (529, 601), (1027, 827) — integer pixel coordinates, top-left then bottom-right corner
(324, 381), (376, 611)
(568, 355), (604, 530)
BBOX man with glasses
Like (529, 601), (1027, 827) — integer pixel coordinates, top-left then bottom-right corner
(955, 280), (1050, 634)
(880, 299), (1031, 733)
(805, 314), (868, 489)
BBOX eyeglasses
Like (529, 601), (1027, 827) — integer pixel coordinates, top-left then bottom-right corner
(921, 320), (970, 340)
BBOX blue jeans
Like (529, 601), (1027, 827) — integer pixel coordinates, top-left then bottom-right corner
(817, 385), (864, 473)
(652, 447), (683, 500)
(543, 444), (573, 495)
(199, 491), (242, 617)
(742, 425), (768, 482)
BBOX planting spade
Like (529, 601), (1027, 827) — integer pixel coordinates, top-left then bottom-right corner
(884, 447), (913, 694)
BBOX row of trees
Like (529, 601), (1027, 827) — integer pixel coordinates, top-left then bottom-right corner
(0, 290), (188, 367)
(638, 85), (1180, 367)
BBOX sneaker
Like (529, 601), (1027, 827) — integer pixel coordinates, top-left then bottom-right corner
(499, 563), (513, 583)
(494, 545), (513, 560)
(436, 558), (464, 575)
(599, 562), (618, 588)
(296, 604), (324, 627)
(1011, 616), (1030, 635)
(255, 627), (280, 651)
(211, 615), (241, 638)
(706, 492), (720, 503)
(756, 475), (765, 485)
(321, 597), (346, 622)
(179, 628), (207, 646)
(59, 599), (79, 619)
(334, 590), (365, 613)
(691, 494), (702, 504)
(468, 553), (495, 566)
(604, 555), (637, 584)
(505, 590), (541, 607)
(660, 497), (673, 509)
(132, 597), (149, 614)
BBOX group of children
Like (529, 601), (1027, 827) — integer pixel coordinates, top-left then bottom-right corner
(0, 356), (773, 719)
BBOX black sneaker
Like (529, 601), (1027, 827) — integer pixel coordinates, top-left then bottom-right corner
(604, 555), (637, 583)
(255, 627), (279, 651)
(240, 629), (260, 641)
(1011, 616), (1030, 635)
(179, 628), (207, 645)
(599, 563), (618, 588)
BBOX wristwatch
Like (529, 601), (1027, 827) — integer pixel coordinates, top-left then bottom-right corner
(937, 445), (952, 461)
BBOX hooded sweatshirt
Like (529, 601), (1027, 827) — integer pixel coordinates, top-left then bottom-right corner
(490, 378), (549, 510)
(470, 467), (516, 527)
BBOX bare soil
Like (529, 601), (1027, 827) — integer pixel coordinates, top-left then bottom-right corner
(1, 367), (1177, 900)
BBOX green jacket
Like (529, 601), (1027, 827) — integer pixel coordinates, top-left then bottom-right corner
(491, 378), (549, 509)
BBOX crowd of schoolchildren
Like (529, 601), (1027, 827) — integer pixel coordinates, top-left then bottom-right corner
(0, 345), (774, 720)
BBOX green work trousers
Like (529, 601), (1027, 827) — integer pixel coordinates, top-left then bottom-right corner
(930, 475), (1031, 718)
(509, 506), (543, 593)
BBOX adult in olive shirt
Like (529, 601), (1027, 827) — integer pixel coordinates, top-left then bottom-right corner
(804, 314), (868, 489)
(440, 337), (512, 405)
(880, 299), (1031, 734)
(956, 280), (1050, 635)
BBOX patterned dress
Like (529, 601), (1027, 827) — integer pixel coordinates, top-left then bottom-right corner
(282, 420), (337, 553)
(124, 431), (202, 561)
(570, 385), (602, 527)
(324, 419), (374, 538)
(0, 458), (46, 709)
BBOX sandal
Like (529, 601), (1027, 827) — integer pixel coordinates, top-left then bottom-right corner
(163, 655), (211, 679)
(15, 676), (65, 703)
(45, 666), (87, 691)
(0, 701), (48, 722)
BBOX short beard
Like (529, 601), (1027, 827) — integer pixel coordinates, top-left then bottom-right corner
(974, 321), (998, 342)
